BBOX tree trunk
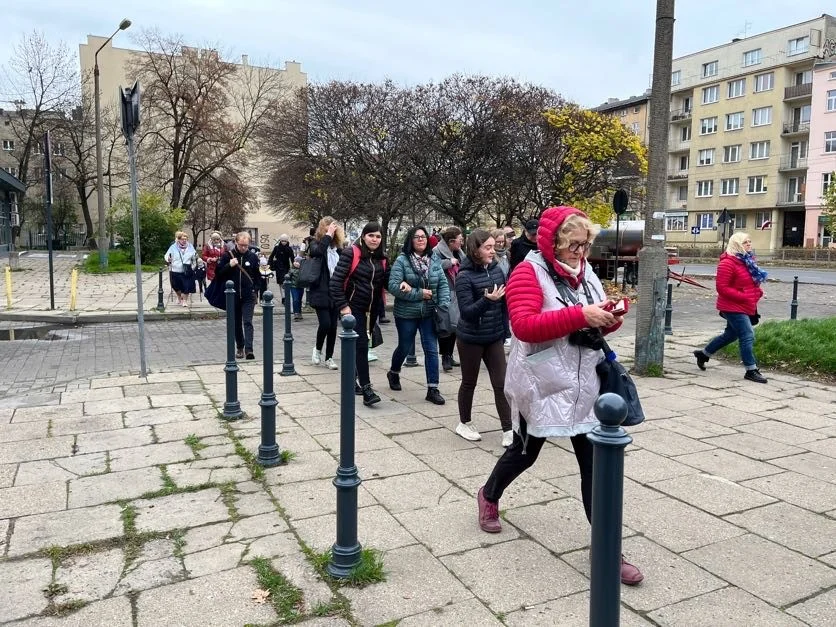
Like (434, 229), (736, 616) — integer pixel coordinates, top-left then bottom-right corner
(76, 185), (95, 248)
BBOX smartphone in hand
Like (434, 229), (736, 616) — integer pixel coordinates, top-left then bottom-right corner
(610, 298), (629, 316)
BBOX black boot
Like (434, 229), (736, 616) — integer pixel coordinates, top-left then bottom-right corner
(387, 371), (401, 391)
(693, 350), (709, 371)
(744, 369), (767, 384)
(426, 387), (445, 405)
(442, 355), (453, 372)
(450, 356), (460, 367)
(355, 381), (363, 395)
(362, 384), (381, 406)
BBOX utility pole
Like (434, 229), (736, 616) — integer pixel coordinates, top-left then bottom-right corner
(634, 0), (675, 374)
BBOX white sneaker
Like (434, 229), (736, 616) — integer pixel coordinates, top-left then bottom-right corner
(367, 350), (379, 362)
(456, 422), (481, 442)
(325, 358), (338, 370)
(501, 430), (514, 448)
(311, 348), (321, 365)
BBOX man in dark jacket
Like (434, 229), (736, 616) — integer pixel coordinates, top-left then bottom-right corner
(509, 219), (539, 272)
(267, 234), (295, 285)
(216, 232), (265, 360)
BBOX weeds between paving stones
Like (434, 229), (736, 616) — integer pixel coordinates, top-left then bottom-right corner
(227, 429), (265, 480)
(305, 547), (386, 588)
(311, 598), (351, 619)
(184, 433), (208, 458)
(250, 556), (304, 623)
(643, 363), (664, 377)
(219, 482), (241, 522)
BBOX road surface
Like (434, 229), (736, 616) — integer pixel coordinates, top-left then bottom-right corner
(670, 264), (836, 285)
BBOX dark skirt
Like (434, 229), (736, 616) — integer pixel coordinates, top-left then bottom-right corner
(170, 270), (196, 294)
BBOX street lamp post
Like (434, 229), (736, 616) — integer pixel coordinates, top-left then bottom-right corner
(94, 18), (131, 269)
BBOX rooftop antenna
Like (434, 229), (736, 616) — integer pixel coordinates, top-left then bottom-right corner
(736, 20), (753, 39)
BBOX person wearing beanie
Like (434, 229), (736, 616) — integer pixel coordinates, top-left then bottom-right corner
(475, 205), (644, 587)
(268, 234), (295, 287)
(509, 219), (539, 272)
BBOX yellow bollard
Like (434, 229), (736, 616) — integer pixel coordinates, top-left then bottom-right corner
(5, 266), (11, 309)
(69, 267), (79, 311)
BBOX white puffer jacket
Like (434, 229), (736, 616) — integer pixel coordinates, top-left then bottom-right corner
(505, 253), (605, 438)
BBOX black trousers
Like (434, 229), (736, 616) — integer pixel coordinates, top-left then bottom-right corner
(234, 290), (257, 352)
(483, 415), (594, 523)
(438, 332), (457, 358)
(315, 306), (339, 360)
(354, 311), (371, 386)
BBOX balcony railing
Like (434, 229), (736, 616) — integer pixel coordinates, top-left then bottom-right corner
(670, 108), (693, 122)
(667, 171), (689, 180)
(776, 191), (805, 205)
(778, 156), (808, 171)
(784, 83), (813, 100)
(782, 120), (811, 135)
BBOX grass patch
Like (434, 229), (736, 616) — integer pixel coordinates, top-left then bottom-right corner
(280, 449), (296, 464)
(250, 556), (304, 623)
(184, 434), (208, 458)
(228, 431), (264, 480)
(135, 480), (217, 501)
(311, 598), (351, 618)
(47, 419), (53, 438)
(46, 599), (88, 617)
(43, 582), (68, 598)
(718, 317), (836, 381)
(306, 547), (386, 588)
(219, 482), (240, 522)
(81, 249), (159, 274)
(643, 363), (664, 377)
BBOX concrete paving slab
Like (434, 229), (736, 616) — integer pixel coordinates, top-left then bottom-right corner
(787, 589), (836, 626)
(702, 433), (806, 461)
(123, 406), (194, 428)
(622, 449), (700, 483)
(0, 558), (52, 623)
(261, 449), (337, 485)
(391, 427), (479, 455)
(0, 463), (15, 488)
(294, 504), (417, 554)
(673, 449), (784, 482)
(68, 467), (164, 508)
(632, 428), (716, 456)
(53, 547), (123, 604)
(759, 407), (836, 430)
(272, 477), (377, 521)
(150, 418), (226, 443)
(8, 504), (123, 556)
(135, 566), (277, 627)
(505, 591), (651, 626)
(345, 544), (472, 625)
(648, 586), (806, 626)
(4, 596), (133, 627)
(244, 532), (300, 559)
(184, 542), (245, 577)
(683, 534), (836, 606)
(108, 441), (195, 472)
(75, 426), (154, 453)
(0, 481), (67, 518)
(133, 488), (229, 533)
(362, 470), (469, 514)
(418, 447), (502, 481)
(0, 421), (48, 442)
(442, 539), (587, 613)
(649, 473), (777, 516)
(355, 446), (430, 479)
(0, 436), (74, 464)
(14, 460), (76, 486)
(315, 426), (401, 453)
(399, 598), (503, 626)
(742, 471), (836, 513)
(738, 420), (829, 445)
(725, 502), (836, 557)
(52, 452), (108, 477)
(84, 397), (149, 415)
(12, 403), (84, 423)
(49, 413), (124, 436)
(365, 411), (445, 435)
(60, 387), (125, 404)
(456, 473), (567, 511)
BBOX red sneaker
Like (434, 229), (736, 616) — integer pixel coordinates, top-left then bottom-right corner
(621, 556), (644, 585)
(477, 487), (502, 533)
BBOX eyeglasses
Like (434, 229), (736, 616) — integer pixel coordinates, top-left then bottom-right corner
(564, 241), (591, 254)
(413, 234), (427, 240)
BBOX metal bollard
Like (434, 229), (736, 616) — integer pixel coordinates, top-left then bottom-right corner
(790, 276), (798, 320)
(663, 282), (673, 335)
(257, 291), (281, 466)
(327, 314), (362, 578)
(588, 393), (631, 627)
(281, 279), (297, 376)
(404, 338), (419, 367)
(157, 269), (166, 312)
(223, 280), (242, 420)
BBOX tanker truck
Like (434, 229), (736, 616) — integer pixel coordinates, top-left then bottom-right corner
(588, 220), (679, 285)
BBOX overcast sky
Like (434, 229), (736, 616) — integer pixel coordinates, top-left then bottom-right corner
(1, 1), (827, 107)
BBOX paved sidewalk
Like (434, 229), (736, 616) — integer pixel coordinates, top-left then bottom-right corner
(1, 331), (834, 626)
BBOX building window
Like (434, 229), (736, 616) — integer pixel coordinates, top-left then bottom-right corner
(823, 172), (834, 196)
(754, 72), (774, 92)
(730, 212), (747, 228)
(677, 185), (688, 201)
(681, 125), (692, 141)
(721, 178), (739, 195)
(702, 85), (719, 104)
(723, 145), (741, 163)
(666, 215), (688, 231)
(826, 131), (836, 153)
(743, 49), (762, 67)
(679, 155), (689, 171)
(32, 143), (43, 155)
(633, 106), (641, 113)
(748, 176), (767, 193)
(750, 141), (770, 159)
(2, 139), (13, 151)
(787, 36), (809, 56)
(671, 70), (681, 86)
(698, 148), (715, 166)
(700, 116), (718, 135)
(752, 106), (772, 127)
(619, 109), (627, 117)
(728, 79), (746, 99)
(696, 180), (713, 197)
(725, 112), (744, 131)
(702, 61), (718, 78)
(1, 166), (18, 177)
(53, 143), (65, 156)
(698, 213), (714, 228)
(828, 90), (836, 112)
(630, 122), (641, 134)
(756, 211), (771, 228)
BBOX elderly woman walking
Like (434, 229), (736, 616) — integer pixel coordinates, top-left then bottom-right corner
(693, 232), (767, 383)
(475, 206), (643, 585)
(164, 231), (198, 306)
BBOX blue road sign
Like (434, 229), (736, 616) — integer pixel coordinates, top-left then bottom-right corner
(691, 226), (701, 235)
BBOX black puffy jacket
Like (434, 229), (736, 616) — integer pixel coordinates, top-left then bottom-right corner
(329, 245), (388, 314)
(307, 236), (337, 310)
(455, 257), (508, 345)
(215, 249), (265, 300)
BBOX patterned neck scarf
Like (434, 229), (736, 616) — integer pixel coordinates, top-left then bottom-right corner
(409, 253), (430, 281)
(735, 251), (767, 285)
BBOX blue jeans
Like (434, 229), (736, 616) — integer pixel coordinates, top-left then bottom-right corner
(704, 312), (756, 369)
(391, 316), (439, 386)
(290, 287), (303, 314)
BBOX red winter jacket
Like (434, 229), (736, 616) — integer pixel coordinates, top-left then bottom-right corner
(507, 206), (622, 344)
(715, 252), (763, 315)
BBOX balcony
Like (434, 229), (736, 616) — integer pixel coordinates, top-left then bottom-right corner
(670, 108), (693, 123)
(668, 139), (691, 152)
(784, 83), (813, 101)
(667, 170), (689, 181)
(781, 120), (810, 136)
(778, 156), (808, 172)
(776, 191), (805, 206)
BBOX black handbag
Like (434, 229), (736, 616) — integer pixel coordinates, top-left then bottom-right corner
(370, 322), (384, 348)
(205, 279), (226, 310)
(433, 305), (452, 338)
(596, 338), (645, 426)
(297, 257), (322, 289)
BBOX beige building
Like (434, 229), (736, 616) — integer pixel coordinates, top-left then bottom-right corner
(79, 35), (308, 251)
(592, 91), (651, 144)
(665, 14), (836, 252)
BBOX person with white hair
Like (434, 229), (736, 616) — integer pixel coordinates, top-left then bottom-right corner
(268, 234), (295, 286)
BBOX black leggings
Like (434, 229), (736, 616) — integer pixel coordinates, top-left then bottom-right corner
(483, 415), (594, 523)
(438, 332), (457, 357)
(315, 306), (339, 360)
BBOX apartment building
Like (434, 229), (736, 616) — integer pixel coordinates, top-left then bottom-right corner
(805, 58), (836, 246)
(78, 35), (308, 250)
(666, 14), (836, 251)
(592, 91), (651, 144)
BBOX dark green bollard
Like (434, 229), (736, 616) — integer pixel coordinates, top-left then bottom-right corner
(157, 269), (165, 312)
(664, 282), (673, 335)
(223, 280), (242, 420)
(327, 314), (362, 578)
(588, 393), (631, 627)
(790, 276), (799, 320)
(257, 291), (280, 466)
(281, 279), (297, 376)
